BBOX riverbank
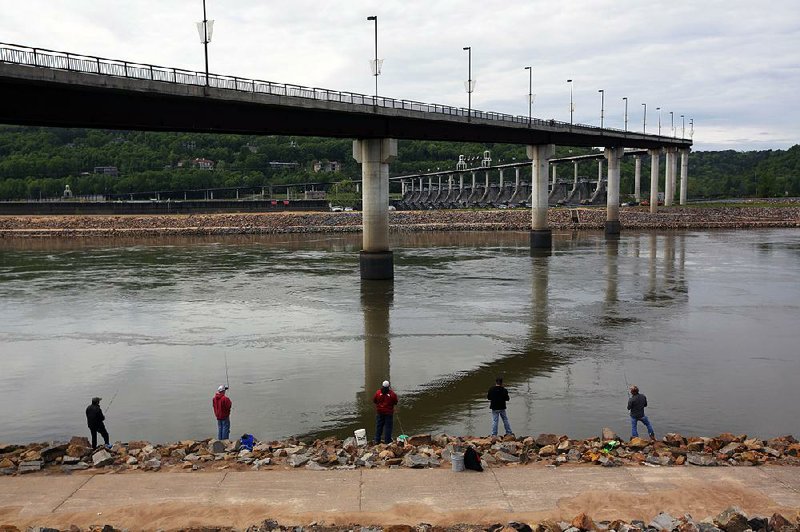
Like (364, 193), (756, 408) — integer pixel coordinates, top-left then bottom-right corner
(1, 205), (799, 237)
(2, 432), (798, 477)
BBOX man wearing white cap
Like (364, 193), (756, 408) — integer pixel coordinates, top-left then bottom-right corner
(212, 385), (232, 440)
(372, 380), (398, 444)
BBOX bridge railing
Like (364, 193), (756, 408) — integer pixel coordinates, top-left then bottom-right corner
(0, 42), (688, 142)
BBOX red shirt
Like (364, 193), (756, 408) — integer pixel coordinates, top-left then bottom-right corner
(213, 392), (232, 420)
(373, 388), (398, 415)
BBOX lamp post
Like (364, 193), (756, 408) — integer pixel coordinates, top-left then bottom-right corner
(689, 118), (694, 138)
(622, 97), (628, 132)
(567, 79), (574, 125)
(681, 114), (685, 138)
(598, 89), (605, 129)
(670, 111), (674, 137)
(525, 66), (532, 126)
(196, 0), (214, 86)
(642, 103), (646, 133)
(463, 46), (473, 118)
(366, 16), (380, 102)
(657, 107), (661, 135)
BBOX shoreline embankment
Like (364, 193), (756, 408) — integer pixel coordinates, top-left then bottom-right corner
(1, 205), (799, 238)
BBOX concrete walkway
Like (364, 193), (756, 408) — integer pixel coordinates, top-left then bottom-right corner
(1, 466), (799, 530)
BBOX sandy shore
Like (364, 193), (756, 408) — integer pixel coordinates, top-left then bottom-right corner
(0, 205), (799, 238)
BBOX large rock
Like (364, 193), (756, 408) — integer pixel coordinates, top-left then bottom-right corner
(628, 437), (651, 449)
(535, 434), (561, 447)
(209, 439), (226, 454)
(144, 458), (161, 471)
(17, 460), (43, 474)
(687, 453), (717, 466)
(534, 520), (563, 532)
(496, 451), (520, 463)
(649, 512), (679, 531)
(601, 428), (619, 441)
(768, 513), (796, 532)
(40, 443), (68, 463)
(719, 442), (742, 456)
(69, 436), (90, 448)
(571, 512), (596, 531)
(664, 433), (687, 447)
(288, 453), (310, 468)
(401, 453), (429, 468)
(91, 449), (114, 467)
(713, 507), (749, 532)
(538, 445), (556, 457)
(406, 434), (432, 446)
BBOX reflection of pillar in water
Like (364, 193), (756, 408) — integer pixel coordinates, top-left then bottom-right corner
(361, 282), (393, 403)
(605, 238), (619, 307)
(531, 256), (550, 343)
(647, 233), (658, 299)
(664, 232), (675, 286)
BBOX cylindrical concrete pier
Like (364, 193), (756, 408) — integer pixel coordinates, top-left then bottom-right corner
(527, 144), (555, 251)
(353, 138), (397, 280)
(649, 148), (661, 214)
(634, 155), (642, 202)
(679, 149), (689, 205)
(605, 147), (623, 236)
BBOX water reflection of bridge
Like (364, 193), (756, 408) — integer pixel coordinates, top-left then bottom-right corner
(302, 232), (688, 441)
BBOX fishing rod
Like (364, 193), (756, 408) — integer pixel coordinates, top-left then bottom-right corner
(623, 371), (631, 396)
(225, 353), (230, 390)
(105, 388), (120, 414)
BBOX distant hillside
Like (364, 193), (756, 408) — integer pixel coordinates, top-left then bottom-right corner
(0, 126), (797, 200)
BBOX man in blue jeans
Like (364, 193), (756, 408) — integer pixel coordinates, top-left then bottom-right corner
(627, 385), (655, 440)
(487, 376), (513, 437)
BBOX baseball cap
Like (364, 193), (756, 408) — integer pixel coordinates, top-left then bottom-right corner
(382, 380), (390, 388)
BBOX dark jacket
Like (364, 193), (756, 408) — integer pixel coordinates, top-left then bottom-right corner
(627, 393), (648, 419)
(86, 403), (105, 429)
(487, 385), (510, 410)
(213, 392), (232, 420)
(373, 387), (398, 415)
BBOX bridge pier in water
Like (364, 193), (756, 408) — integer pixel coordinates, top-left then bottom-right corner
(605, 147), (624, 236)
(634, 155), (642, 202)
(527, 144), (555, 252)
(353, 138), (397, 280)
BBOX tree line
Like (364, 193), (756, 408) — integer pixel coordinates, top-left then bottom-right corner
(0, 126), (797, 200)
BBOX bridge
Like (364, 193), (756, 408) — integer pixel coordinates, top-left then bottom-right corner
(0, 43), (693, 279)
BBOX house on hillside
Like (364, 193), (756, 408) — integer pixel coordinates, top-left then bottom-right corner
(313, 160), (341, 173)
(94, 166), (119, 177)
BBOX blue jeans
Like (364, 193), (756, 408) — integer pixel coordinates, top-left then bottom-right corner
(491, 409), (513, 436)
(217, 418), (230, 440)
(375, 414), (393, 444)
(630, 415), (654, 438)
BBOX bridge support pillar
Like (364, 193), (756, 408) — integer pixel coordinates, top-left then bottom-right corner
(353, 138), (397, 280)
(634, 155), (642, 202)
(552, 164), (557, 187)
(499, 169), (504, 188)
(605, 147), (624, 236)
(515, 168), (521, 188)
(471, 172), (476, 189)
(459, 174), (464, 190)
(527, 144), (556, 252)
(649, 148), (662, 214)
(596, 160), (604, 192)
(665, 147), (678, 206)
(679, 149), (689, 205)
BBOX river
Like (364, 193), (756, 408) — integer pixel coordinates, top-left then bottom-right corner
(1, 228), (798, 444)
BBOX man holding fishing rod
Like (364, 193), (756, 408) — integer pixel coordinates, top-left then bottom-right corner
(85, 397), (112, 449)
(213, 384), (232, 440)
(627, 385), (656, 440)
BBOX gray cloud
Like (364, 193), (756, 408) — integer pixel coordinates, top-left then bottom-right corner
(1, 0), (797, 150)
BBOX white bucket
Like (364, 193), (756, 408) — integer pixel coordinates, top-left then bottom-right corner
(451, 452), (465, 472)
(354, 428), (367, 446)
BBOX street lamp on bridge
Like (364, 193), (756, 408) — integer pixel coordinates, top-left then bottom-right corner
(641, 103), (647, 133)
(598, 89), (605, 129)
(196, 0), (214, 86)
(366, 16), (381, 102)
(463, 47), (474, 119)
(670, 111), (675, 137)
(567, 79), (574, 125)
(657, 107), (661, 135)
(681, 114), (685, 138)
(622, 97), (628, 132)
(524, 66), (532, 126)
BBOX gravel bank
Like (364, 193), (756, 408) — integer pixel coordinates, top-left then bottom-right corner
(0, 206), (798, 238)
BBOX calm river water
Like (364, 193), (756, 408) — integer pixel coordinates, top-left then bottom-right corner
(1, 228), (799, 444)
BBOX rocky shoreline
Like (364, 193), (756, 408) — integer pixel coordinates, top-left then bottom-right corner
(0, 204), (799, 238)
(2, 431), (798, 476)
(6, 507), (800, 532)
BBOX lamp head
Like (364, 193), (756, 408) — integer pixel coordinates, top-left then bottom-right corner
(367, 16), (376, 21)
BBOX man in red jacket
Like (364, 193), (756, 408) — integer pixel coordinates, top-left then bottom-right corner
(212, 385), (232, 440)
(372, 380), (398, 444)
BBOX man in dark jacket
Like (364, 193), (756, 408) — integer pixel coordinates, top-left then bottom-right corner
(85, 397), (111, 449)
(627, 385), (655, 440)
(212, 385), (232, 440)
(487, 377), (513, 437)
(372, 380), (398, 444)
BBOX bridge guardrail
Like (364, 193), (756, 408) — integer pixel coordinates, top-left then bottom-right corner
(0, 42), (689, 143)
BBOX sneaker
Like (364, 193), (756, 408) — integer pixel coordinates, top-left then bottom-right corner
(105, 443), (113, 450)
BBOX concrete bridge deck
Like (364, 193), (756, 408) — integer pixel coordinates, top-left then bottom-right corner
(1, 465), (798, 529)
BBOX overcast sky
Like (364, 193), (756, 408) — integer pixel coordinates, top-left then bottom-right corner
(1, 0), (798, 151)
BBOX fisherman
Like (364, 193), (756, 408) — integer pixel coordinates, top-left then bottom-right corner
(212, 385), (232, 440)
(627, 385), (655, 440)
(85, 397), (111, 449)
(487, 376), (513, 437)
(372, 380), (398, 444)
